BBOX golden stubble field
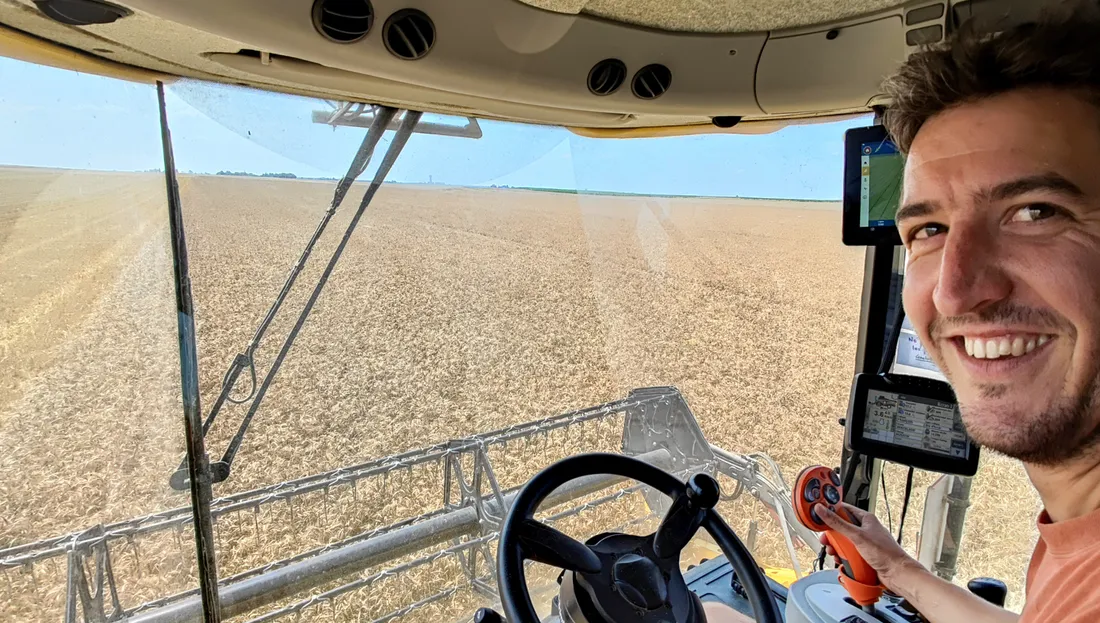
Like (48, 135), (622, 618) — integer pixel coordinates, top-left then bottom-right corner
(0, 167), (1040, 620)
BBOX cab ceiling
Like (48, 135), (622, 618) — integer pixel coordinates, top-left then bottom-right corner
(518, 0), (908, 33)
(0, 0), (949, 129)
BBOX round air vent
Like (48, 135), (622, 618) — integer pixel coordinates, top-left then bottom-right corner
(587, 59), (627, 96)
(33, 0), (130, 25)
(383, 9), (436, 60)
(631, 64), (672, 100)
(312, 0), (374, 44)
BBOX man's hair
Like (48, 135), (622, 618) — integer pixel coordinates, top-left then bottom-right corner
(883, 1), (1100, 153)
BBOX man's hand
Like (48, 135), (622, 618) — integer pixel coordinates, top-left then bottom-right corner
(816, 502), (921, 588)
(815, 502), (1018, 623)
(701, 600), (755, 623)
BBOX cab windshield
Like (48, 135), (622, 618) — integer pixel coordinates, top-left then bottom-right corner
(0, 61), (1037, 622)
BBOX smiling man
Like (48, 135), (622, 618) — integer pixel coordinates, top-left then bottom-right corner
(813, 2), (1100, 622)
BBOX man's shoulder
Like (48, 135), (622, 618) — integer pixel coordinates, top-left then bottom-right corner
(1022, 534), (1100, 622)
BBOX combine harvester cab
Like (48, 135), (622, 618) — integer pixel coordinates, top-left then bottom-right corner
(0, 0), (1042, 620)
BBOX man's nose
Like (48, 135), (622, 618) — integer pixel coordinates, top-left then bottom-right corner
(932, 224), (1012, 317)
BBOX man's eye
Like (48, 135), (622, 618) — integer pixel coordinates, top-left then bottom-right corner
(911, 223), (946, 240)
(1010, 203), (1060, 223)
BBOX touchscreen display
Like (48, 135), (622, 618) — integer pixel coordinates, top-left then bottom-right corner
(858, 140), (904, 228)
(863, 389), (969, 458)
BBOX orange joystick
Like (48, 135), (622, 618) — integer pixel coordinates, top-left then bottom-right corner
(792, 465), (884, 609)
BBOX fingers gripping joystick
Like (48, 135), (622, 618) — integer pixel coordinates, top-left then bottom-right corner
(793, 465), (884, 608)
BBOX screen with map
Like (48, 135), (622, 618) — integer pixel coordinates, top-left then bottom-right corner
(862, 389), (969, 458)
(859, 140), (904, 228)
(843, 125), (906, 246)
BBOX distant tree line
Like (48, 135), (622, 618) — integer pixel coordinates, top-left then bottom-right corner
(216, 171), (298, 179)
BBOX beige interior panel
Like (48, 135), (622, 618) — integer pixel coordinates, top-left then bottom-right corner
(0, 1), (395, 102)
(518, 0), (909, 33)
(0, 22), (164, 82)
(1, 0), (955, 128)
(208, 52), (633, 127)
(0, 0), (1054, 128)
(0, 0), (650, 126)
(755, 15), (907, 115)
(212, 51), (862, 130)
(0, 0), (908, 127)
(122, 0), (767, 116)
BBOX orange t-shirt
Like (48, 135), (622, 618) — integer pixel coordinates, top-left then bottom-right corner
(1019, 509), (1100, 622)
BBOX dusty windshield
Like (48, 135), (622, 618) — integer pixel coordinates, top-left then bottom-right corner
(0, 64), (1038, 623)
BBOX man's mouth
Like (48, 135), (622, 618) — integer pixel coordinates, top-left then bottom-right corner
(957, 333), (1053, 360)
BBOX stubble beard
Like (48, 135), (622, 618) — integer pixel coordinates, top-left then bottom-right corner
(959, 375), (1100, 465)
(926, 302), (1100, 465)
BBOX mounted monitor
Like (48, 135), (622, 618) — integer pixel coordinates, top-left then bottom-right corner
(842, 125), (904, 246)
(845, 373), (979, 476)
(893, 316), (947, 381)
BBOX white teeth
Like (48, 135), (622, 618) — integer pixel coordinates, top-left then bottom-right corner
(985, 339), (1001, 359)
(963, 335), (1050, 359)
(1012, 337), (1025, 356)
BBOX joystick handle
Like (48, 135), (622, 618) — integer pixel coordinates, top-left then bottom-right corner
(822, 531), (883, 606)
(653, 473), (720, 558)
(792, 465), (884, 607)
(967, 577), (1008, 607)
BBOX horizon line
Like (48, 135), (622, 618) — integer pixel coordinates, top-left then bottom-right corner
(0, 163), (842, 203)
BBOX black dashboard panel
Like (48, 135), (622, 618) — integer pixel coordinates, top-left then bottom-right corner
(684, 555), (789, 621)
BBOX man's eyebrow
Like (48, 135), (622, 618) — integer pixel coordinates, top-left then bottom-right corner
(985, 173), (1085, 202)
(895, 174), (1084, 225)
(895, 201), (935, 224)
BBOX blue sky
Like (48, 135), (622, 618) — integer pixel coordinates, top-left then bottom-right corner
(0, 56), (868, 199)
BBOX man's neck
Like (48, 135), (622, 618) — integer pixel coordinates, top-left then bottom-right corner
(1027, 452), (1100, 522)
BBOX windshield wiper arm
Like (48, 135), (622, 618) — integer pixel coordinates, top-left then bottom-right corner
(170, 106), (419, 490)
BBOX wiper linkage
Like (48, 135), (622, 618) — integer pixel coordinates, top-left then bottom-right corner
(170, 106), (422, 490)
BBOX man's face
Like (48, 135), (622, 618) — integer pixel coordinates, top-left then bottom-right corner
(900, 88), (1100, 465)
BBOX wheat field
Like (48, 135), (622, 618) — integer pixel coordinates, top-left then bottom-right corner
(0, 167), (1040, 621)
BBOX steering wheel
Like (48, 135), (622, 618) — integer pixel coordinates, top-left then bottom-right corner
(498, 453), (783, 623)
